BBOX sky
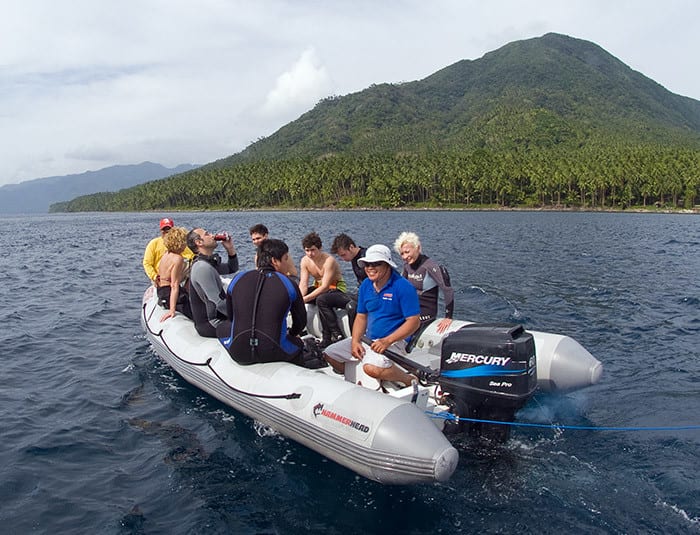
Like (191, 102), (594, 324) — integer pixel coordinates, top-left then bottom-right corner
(1, 0), (698, 186)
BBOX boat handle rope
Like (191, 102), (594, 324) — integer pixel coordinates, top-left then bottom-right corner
(427, 410), (700, 432)
(142, 303), (301, 400)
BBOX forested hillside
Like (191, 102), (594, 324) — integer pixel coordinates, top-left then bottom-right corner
(51, 33), (700, 212)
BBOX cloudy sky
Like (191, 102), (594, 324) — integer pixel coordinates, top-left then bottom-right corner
(1, 0), (698, 186)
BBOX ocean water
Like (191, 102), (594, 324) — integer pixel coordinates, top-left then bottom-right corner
(0, 210), (698, 534)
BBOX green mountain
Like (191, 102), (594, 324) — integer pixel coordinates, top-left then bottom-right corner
(222, 32), (700, 163)
(53, 33), (700, 212)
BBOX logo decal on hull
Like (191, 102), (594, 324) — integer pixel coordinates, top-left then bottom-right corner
(313, 403), (370, 434)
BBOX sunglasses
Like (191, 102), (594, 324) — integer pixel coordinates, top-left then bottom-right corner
(364, 261), (385, 268)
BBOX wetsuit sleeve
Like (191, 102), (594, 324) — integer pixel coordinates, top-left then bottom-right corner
(433, 262), (454, 318)
(226, 253), (239, 274)
(285, 277), (307, 337)
(215, 253), (239, 275)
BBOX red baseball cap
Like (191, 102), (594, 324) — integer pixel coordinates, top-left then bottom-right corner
(159, 217), (174, 230)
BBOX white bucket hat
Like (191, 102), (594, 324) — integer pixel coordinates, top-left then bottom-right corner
(358, 244), (397, 269)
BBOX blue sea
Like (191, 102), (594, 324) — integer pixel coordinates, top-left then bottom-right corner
(0, 210), (698, 534)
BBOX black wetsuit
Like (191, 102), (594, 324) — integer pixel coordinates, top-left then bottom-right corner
(350, 246), (368, 284)
(216, 268), (306, 364)
(334, 246), (368, 334)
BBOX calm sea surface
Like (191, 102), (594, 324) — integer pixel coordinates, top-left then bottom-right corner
(0, 210), (698, 534)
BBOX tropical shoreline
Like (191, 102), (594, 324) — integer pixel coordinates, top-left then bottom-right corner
(141, 205), (700, 215)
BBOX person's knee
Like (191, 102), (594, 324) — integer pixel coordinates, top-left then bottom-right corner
(363, 363), (390, 378)
(324, 354), (345, 373)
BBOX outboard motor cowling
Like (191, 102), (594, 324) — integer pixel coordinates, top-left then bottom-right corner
(439, 323), (537, 440)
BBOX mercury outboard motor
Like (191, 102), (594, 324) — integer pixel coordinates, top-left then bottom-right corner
(439, 323), (537, 441)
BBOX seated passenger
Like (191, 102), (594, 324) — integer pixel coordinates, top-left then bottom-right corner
(216, 239), (306, 365)
(299, 232), (347, 347)
(394, 232), (454, 333)
(323, 244), (419, 387)
(187, 228), (239, 338)
(330, 233), (368, 286)
(142, 217), (194, 284)
(249, 223), (269, 247)
(330, 233), (368, 329)
(157, 226), (192, 321)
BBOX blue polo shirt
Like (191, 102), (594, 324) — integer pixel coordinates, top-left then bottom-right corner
(357, 269), (420, 340)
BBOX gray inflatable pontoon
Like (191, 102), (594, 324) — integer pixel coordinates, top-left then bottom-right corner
(141, 284), (602, 484)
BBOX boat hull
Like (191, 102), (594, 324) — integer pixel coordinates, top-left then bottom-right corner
(141, 286), (458, 484)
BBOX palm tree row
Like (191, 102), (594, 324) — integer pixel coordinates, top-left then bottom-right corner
(52, 144), (700, 212)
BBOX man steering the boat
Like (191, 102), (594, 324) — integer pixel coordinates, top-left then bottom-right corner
(186, 228), (239, 338)
(216, 239), (307, 365)
(323, 244), (419, 387)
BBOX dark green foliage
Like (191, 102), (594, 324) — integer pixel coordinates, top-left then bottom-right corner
(50, 33), (700, 213)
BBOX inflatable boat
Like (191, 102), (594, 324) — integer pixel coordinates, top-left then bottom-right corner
(141, 284), (602, 484)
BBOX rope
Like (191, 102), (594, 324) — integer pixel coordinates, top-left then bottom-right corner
(142, 302), (300, 400)
(427, 411), (700, 431)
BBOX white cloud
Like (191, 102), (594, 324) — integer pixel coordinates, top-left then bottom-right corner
(262, 48), (332, 119)
(0, 0), (699, 186)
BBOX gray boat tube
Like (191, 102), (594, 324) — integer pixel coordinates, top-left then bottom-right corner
(529, 331), (603, 392)
(306, 307), (603, 393)
(141, 287), (458, 484)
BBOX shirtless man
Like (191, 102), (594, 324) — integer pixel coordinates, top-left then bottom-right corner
(299, 232), (347, 347)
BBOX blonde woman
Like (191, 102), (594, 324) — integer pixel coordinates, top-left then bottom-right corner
(394, 232), (454, 333)
(157, 226), (192, 321)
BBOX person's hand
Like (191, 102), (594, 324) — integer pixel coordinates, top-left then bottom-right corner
(351, 340), (366, 360)
(160, 311), (175, 322)
(222, 236), (236, 255)
(436, 318), (453, 334)
(370, 337), (392, 354)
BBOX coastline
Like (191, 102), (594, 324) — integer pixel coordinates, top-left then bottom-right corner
(45, 203), (700, 215)
(157, 205), (700, 215)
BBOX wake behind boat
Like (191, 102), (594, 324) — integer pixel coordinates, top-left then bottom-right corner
(141, 282), (602, 484)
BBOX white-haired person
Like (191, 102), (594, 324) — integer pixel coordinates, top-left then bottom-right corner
(323, 244), (419, 387)
(394, 232), (454, 333)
